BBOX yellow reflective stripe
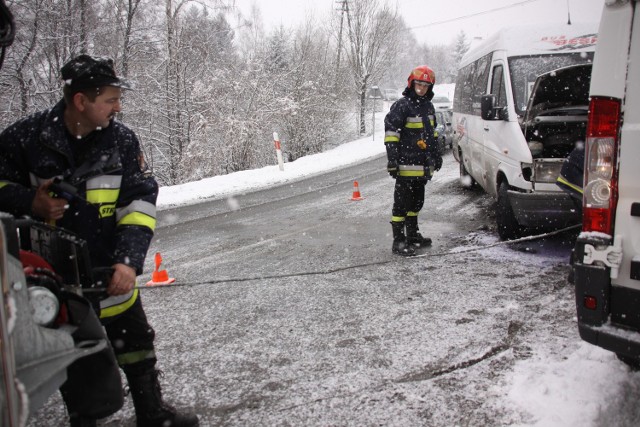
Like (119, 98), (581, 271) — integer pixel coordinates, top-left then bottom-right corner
(557, 176), (583, 194)
(405, 117), (424, 129)
(385, 131), (400, 143)
(399, 165), (423, 171)
(398, 170), (424, 177)
(86, 188), (120, 204)
(116, 200), (156, 230)
(99, 289), (138, 319)
(86, 175), (122, 190)
(398, 165), (425, 177)
(117, 349), (156, 365)
(116, 349), (156, 366)
(0, 181), (8, 189)
(407, 211), (418, 217)
(391, 216), (405, 223)
(118, 212), (157, 230)
(405, 122), (424, 129)
(117, 200), (156, 220)
(434, 131), (439, 137)
(86, 176), (122, 207)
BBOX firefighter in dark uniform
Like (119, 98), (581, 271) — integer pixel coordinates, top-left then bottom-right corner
(0, 55), (198, 427)
(384, 65), (442, 256)
(557, 142), (585, 215)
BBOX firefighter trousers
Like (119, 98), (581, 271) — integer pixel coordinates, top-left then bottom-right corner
(392, 178), (426, 218)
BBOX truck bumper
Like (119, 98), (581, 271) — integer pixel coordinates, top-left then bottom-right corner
(574, 236), (640, 359)
(508, 189), (580, 228)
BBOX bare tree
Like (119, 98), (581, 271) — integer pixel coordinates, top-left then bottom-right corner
(0, 0), (95, 121)
(340, 0), (398, 134)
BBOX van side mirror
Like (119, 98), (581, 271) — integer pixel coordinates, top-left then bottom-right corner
(481, 95), (496, 120)
(481, 94), (508, 121)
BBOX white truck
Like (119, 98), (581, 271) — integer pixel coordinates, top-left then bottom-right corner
(573, 0), (640, 368)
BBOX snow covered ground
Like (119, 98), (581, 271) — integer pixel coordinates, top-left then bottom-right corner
(26, 102), (640, 427)
(155, 118), (640, 427)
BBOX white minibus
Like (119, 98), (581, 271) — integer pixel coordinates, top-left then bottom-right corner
(452, 23), (598, 239)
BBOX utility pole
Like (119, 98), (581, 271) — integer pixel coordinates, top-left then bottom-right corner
(335, 0), (348, 76)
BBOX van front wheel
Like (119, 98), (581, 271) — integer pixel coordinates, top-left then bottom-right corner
(496, 182), (522, 240)
(459, 153), (476, 188)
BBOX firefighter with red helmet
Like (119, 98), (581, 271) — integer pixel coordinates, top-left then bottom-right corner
(384, 65), (442, 256)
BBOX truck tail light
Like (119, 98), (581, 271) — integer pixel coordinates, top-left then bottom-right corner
(583, 97), (621, 234)
(584, 295), (598, 310)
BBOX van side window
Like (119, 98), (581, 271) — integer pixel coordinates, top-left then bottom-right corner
(472, 54), (491, 115)
(455, 63), (474, 115)
(454, 52), (492, 116)
(490, 65), (507, 108)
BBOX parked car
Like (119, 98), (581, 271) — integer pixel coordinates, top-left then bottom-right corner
(382, 88), (400, 101)
(434, 110), (453, 152)
(572, 0), (640, 369)
(452, 22), (597, 240)
(432, 95), (452, 112)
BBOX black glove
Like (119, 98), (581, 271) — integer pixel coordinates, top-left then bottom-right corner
(434, 155), (443, 171)
(387, 161), (398, 178)
(422, 165), (432, 182)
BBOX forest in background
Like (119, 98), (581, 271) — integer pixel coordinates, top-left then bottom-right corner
(0, 0), (469, 186)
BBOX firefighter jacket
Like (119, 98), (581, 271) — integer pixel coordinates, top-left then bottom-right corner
(556, 144), (584, 202)
(0, 100), (158, 319)
(384, 88), (439, 180)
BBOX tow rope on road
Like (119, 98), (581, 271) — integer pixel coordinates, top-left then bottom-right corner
(82, 223), (581, 293)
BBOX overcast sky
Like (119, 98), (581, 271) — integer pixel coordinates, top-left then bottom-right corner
(232, 0), (605, 45)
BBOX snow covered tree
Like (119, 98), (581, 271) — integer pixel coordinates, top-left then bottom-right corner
(276, 21), (348, 162)
(453, 30), (470, 67)
(339, 0), (399, 135)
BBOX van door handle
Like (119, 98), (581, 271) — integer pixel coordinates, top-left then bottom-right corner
(484, 125), (489, 131)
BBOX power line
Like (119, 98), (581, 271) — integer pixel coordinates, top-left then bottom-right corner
(408, 0), (543, 31)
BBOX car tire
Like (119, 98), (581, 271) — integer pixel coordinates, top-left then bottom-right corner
(496, 181), (522, 240)
(459, 152), (476, 188)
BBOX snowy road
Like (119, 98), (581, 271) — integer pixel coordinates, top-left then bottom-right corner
(29, 151), (640, 426)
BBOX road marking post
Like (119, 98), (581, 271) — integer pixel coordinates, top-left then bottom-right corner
(273, 132), (284, 171)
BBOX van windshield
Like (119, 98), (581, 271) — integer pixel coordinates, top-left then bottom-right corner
(508, 53), (594, 116)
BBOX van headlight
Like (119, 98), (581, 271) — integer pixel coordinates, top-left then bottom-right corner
(533, 160), (564, 184)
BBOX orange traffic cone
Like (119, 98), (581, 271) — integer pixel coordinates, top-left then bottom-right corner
(145, 252), (176, 286)
(350, 180), (364, 201)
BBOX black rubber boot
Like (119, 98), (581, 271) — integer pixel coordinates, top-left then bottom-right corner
(405, 216), (432, 247)
(127, 369), (199, 427)
(391, 221), (415, 256)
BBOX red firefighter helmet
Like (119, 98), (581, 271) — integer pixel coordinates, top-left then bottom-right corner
(407, 65), (436, 88)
